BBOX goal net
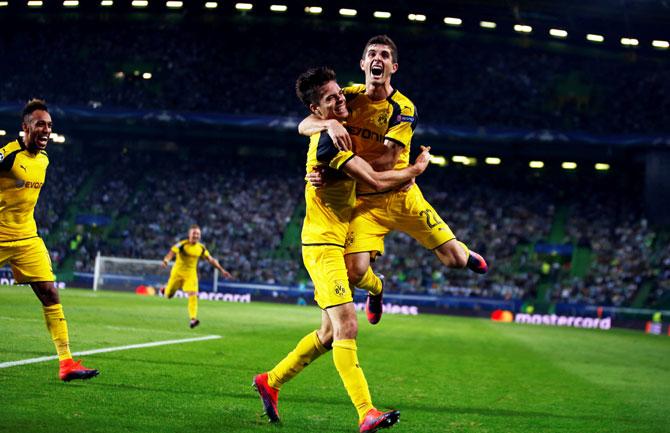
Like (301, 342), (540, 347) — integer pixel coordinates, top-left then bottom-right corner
(93, 253), (223, 292)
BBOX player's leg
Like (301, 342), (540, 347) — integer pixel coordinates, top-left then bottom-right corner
(163, 274), (181, 299)
(433, 240), (488, 274)
(327, 302), (400, 431)
(184, 277), (200, 328)
(11, 238), (98, 381)
(393, 185), (488, 274)
(254, 312), (332, 423)
(344, 199), (390, 325)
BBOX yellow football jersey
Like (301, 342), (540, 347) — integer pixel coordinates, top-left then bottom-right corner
(302, 131), (356, 246)
(0, 139), (49, 242)
(343, 84), (418, 194)
(170, 240), (210, 275)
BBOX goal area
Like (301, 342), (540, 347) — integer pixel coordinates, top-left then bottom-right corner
(92, 253), (222, 292)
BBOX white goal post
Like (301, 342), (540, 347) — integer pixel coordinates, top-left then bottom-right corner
(93, 252), (221, 292)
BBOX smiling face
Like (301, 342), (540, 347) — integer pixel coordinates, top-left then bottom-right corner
(22, 109), (52, 153)
(188, 227), (201, 244)
(310, 80), (349, 120)
(360, 43), (398, 87)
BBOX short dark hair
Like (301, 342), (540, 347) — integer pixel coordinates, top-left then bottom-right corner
(22, 99), (48, 122)
(296, 67), (337, 109)
(362, 35), (398, 63)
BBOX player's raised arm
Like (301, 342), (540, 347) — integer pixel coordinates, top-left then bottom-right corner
(298, 114), (352, 151)
(162, 250), (175, 268)
(207, 255), (233, 280)
(341, 146), (431, 192)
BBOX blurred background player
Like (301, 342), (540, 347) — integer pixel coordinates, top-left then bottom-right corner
(161, 224), (232, 328)
(299, 35), (488, 325)
(253, 66), (432, 433)
(0, 99), (98, 382)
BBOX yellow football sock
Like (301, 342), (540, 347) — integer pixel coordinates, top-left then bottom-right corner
(42, 304), (72, 361)
(268, 330), (329, 389)
(457, 240), (471, 260)
(188, 295), (198, 319)
(357, 267), (383, 296)
(332, 339), (373, 423)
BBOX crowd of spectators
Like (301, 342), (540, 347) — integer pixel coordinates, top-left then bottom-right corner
(1, 17), (669, 135)
(28, 144), (666, 308)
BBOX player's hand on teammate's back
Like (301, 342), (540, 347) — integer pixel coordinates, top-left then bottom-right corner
(305, 167), (326, 188)
(326, 119), (352, 151)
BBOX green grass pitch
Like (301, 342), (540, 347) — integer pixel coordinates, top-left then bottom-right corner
(1, 285), (668, 433)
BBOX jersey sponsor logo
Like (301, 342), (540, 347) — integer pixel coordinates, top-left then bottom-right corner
(16, 180), (44, 189)
(345, 126), (384, 143)
(398, 114), (415, 123)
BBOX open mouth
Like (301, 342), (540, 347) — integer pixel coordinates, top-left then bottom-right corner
(37, 135), (49, 147)
(370, 64), (384, 78)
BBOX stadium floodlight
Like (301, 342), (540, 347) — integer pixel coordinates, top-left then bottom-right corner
(452, 155), (467, 163)
(373, 11), (391, 19)
(305, 6), (322, 15)
(529, 161), (544, 168)
(339, 8), (356, 17)
(480, 21), (496, 29)
(131, 0), (148, 7)
(595, 163), (610, 171)
(63, 0), (79, 7)
(235, 3), (252, 10)
(620, 37), (639, 46)
(485, 157), (501, 165)
(19, 131), (25, 137)
(562, 162), (577, 170)
(0, 1), (7, 6)
(142, 72), (152, 79)
(166, 1), (183, 8)
(430, 155), (447, 166)
(204, 2), (217, 8)
(27, 1), (43, 7)
(549, 28), (568, 38)
(443, 17), (462, 26)
(408, 14), (427, 22)
(514, 24), (532, 33)
(100, 0), (113, 6)
(52, 133), (66, 143)
(586, 33), (604, 43)
(652, 40), (669, 49)
(269, 4), (287, 12)
(0, 130), (6, 136)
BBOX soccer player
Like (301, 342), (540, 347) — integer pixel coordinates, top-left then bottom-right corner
(0, 99), (99, 382)
(161, 224), (232, 328)
(253, 67), (432, 433)
(299, 35), (488, 325)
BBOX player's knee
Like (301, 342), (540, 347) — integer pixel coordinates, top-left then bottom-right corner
(345, 257), (368, 286)
(436, 241), (468, 269)
(334, 318), (358, 340)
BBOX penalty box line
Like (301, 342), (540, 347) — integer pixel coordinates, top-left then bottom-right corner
(0, 335), (222, 369)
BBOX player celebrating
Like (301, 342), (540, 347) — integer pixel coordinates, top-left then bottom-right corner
(253, 67), (432, 432)
(0, 99), (99, 382)
(161, 224), (232, 328)
(299, 35), (488, 325)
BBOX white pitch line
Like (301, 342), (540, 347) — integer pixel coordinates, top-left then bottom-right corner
(0, 335), (222, 369)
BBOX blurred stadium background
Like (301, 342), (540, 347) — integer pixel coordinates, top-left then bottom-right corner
(0, 1), (669, 431)
(1, 0), (667, 324)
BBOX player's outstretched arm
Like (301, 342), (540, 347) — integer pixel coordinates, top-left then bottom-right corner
(207, 256), (233, 280)
(342, 146), (431, 192)
(298, 115), (352, 151)
(162, 251), (175, 268)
